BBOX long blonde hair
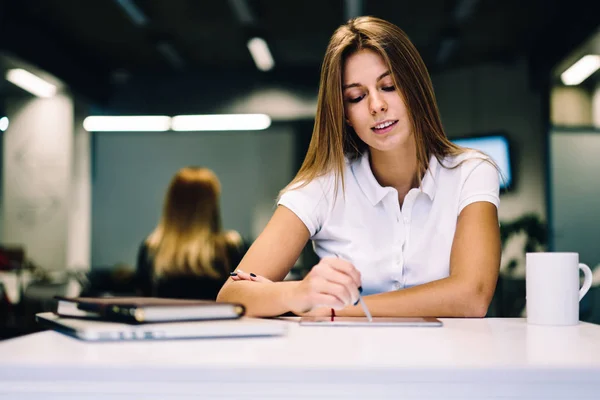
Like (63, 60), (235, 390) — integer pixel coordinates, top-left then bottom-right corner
(283, 16), (467, 195)
(147, 167), (236, 279)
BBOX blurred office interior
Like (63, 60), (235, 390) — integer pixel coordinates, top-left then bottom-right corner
(0, 0), (599, 338)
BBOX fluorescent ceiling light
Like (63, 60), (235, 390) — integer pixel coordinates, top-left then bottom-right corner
(83, 116), (171, 132)
(454, 0), (480, 22)
(156, 41), (185, 69)
(6, 68), (57, 98)
(228, 0), (255, 25)
(561, 55), (600, 86)
(171, 114), (271, 131)
(344, 0), (363, 21)
(247, 37), (274, 72)
(437, 37), (458, 64)
(114, 0), (148, 26)
(0, 117), (9, 132)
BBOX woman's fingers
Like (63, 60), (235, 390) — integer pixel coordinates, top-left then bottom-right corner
(300, 275), (354, 309)
(230, 270), (272, 283)
(248, 273), (272, 283)
(313, 264), (359, 305)
(311, 258), (361, 303)
(231, 269), (253, 281)
(288, 257), (363, 313)
(321, 257), (362, 288)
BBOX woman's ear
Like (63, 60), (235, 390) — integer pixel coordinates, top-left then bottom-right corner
(346, 119), (352, 126)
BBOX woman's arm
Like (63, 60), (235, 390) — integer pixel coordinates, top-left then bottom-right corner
(337, 201), (501, 318)
(216, 206), (362, 317)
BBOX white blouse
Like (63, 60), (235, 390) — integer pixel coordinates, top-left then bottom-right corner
(278, 151), (500, 296)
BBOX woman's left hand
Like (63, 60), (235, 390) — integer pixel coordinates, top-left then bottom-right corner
(231, 271), (333, 317)
(230, 270), (273, 283)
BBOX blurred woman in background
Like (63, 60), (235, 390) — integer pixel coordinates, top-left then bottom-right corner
(136, 167), (245, 300)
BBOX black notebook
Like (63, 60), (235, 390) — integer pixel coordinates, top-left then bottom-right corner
(54, 296), (245, 323)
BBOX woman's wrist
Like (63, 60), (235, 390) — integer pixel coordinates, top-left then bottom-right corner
(280, 280), (303, 315)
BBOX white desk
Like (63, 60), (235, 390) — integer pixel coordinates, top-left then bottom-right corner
(1, 318), (599, 399)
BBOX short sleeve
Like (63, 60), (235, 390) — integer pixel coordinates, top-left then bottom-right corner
(277, 177), (332, 237)
(458, 158), (500, 215)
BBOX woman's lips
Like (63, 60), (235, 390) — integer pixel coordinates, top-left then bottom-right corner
(371, 120), (398, 134)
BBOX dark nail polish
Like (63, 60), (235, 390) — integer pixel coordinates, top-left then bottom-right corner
(359, 286), (363, 293)
(230, 272), (237, 276)
(354, 299), (359, 306)
(250, 273), (256, 277)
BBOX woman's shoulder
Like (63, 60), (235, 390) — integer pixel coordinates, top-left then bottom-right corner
(283, 155), (355, 196)
(294, 169), (339, 189)
(442, 149), (493, 170)
(281, 171), (341, 206)
(439, 149), (499, 189)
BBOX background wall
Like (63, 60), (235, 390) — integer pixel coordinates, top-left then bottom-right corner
(433, 61), (545, 222)
(90, 60), (546, 270)
(548, 79), (600, 267)
(2, 94), (73, 270)
(550, 129), (600, 267)
(91, 126), (295, 268)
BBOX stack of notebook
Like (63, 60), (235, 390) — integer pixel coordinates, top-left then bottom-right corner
(36, 296), (287, 341)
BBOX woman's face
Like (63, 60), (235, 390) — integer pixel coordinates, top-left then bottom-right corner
(342, 49), (412, 153)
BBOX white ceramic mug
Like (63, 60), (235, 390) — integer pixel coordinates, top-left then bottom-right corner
(526, 252), (593, 326)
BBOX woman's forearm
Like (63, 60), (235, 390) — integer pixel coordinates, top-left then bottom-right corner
(338, 276), (493, 318)
(216, 280), (300, 317)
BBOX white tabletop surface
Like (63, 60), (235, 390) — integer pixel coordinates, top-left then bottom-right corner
(1, 317), (600, 399)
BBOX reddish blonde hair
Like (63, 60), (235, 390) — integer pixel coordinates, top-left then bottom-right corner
(147, 167), (238, 278)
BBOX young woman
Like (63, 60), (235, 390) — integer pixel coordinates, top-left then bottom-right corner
(136, 167), (245, 300)
(217, 16), (501, 318)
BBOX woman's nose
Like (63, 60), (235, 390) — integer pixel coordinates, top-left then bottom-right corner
(369, 94), (387, 115)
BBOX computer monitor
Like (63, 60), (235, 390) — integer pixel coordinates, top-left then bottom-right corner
(451, 135), (512, 190)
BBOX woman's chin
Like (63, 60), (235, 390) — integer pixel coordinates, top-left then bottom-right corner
(367, 136), (404, 152)
(368, 129), (414, 152)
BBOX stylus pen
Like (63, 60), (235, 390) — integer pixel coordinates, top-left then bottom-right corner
(334, 254), (372, 322)
(358, 294), (373, 322)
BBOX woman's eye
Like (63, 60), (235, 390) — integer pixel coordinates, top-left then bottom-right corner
(347, 95), (364, 103)
(382, 86), (395, 92)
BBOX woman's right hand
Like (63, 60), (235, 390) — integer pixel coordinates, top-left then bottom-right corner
(287, 256), (362, 314)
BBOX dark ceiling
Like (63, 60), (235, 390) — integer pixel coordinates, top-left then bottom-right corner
(1, 0), (599, 104)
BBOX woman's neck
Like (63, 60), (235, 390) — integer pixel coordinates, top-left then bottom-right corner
(369, 137), (419, 202)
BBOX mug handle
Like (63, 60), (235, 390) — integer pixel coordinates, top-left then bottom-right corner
(578, 263), (593, 301)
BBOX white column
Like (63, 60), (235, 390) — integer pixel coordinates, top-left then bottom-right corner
(2, 94), (74, 271)
(592, 84), (600, 128)
(551, 87), (592, 126)
(67, 108), (91, 271)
